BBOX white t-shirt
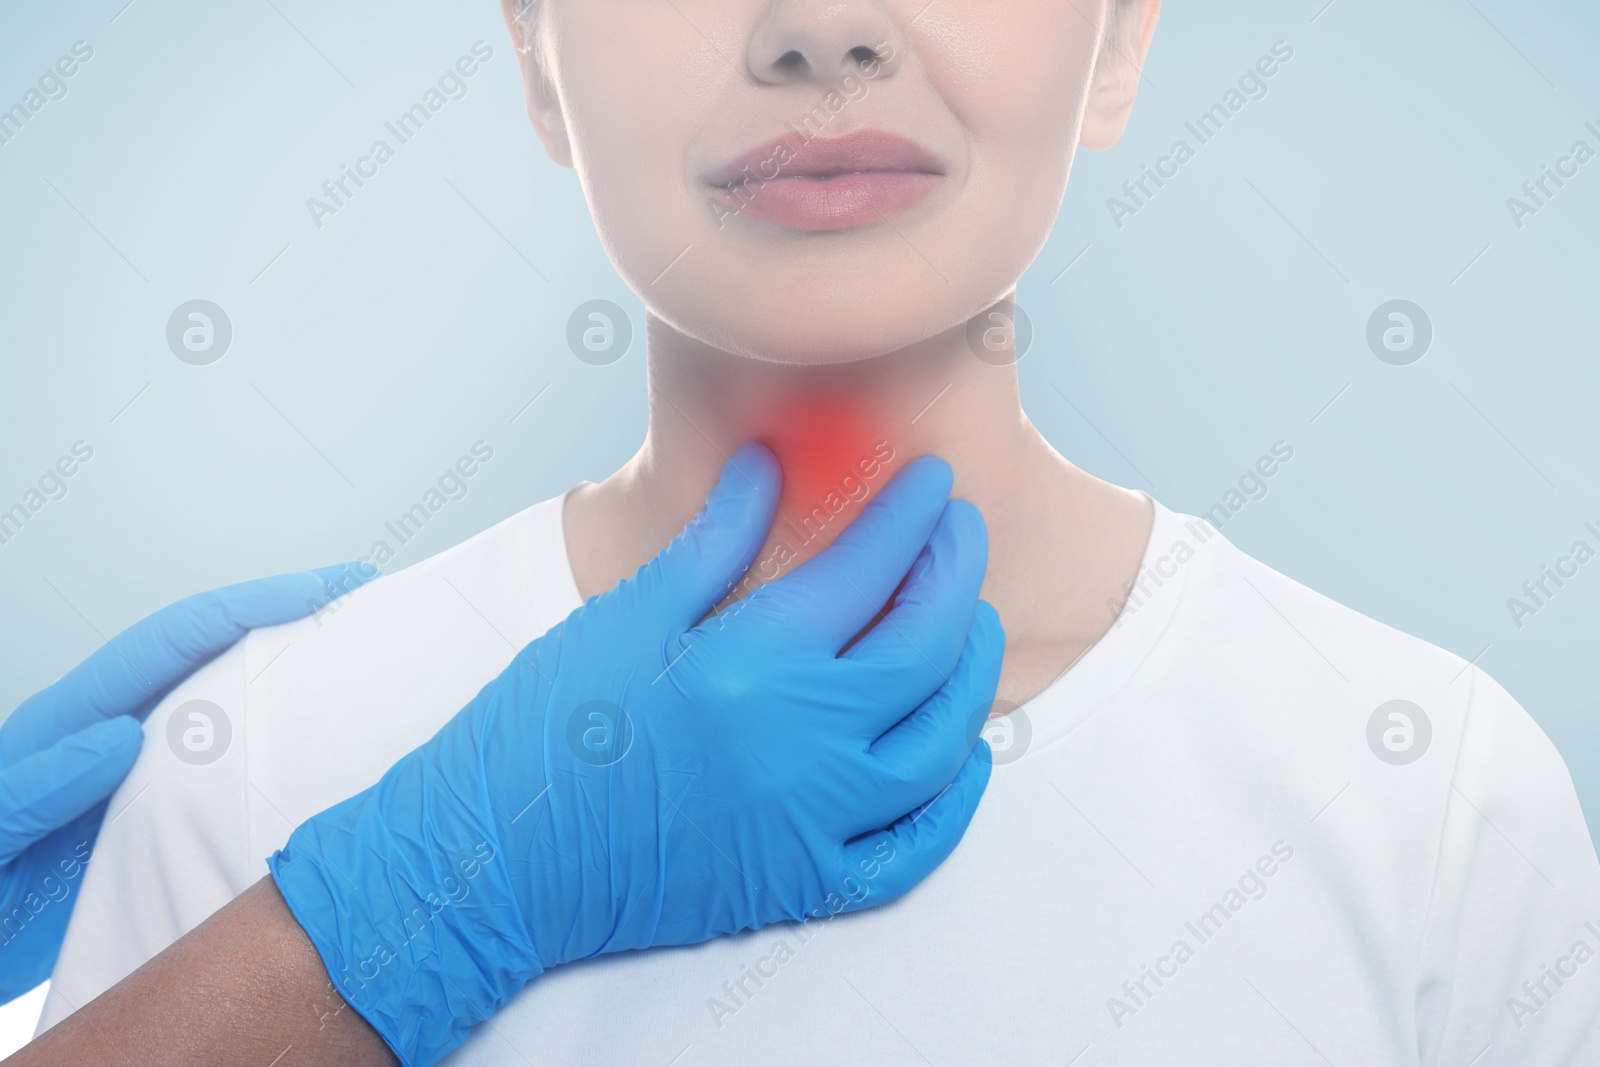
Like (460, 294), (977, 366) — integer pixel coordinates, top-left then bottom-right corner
(42, 494), (1600, 1065)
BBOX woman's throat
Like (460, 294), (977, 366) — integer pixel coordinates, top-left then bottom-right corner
(733, 390), (905, 593)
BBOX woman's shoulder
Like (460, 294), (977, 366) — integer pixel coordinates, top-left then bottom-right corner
(40, 491), (585, 1033)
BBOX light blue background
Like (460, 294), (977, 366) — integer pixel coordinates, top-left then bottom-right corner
(2, 1), (1598, 839)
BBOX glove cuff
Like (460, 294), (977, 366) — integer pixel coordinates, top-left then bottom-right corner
(269, 783), (544, 1066)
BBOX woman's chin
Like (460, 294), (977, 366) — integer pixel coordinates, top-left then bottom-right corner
(640, 278), (993, 366)
(675, 312), (962, 366)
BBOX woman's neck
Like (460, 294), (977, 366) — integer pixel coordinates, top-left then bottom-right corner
(565, 308), (1153, 706)
(635, 311), (1041, 555)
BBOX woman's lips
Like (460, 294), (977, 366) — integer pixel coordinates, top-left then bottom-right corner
(704, 130), (944, 232)
(713, 171), (942, 231)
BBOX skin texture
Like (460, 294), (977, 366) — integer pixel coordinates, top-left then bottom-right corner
(522, 0), (1166, 708)
(7, 878), (395, 1066)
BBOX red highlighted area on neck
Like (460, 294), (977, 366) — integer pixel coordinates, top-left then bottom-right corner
(729, 390), (900, 597)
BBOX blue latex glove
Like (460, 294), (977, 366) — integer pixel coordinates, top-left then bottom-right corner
(271, 444), (1002, 1066)
(0, 562), (377, 1001)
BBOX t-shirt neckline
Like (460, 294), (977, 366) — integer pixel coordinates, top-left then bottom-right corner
(1016, 496), (1197, 753)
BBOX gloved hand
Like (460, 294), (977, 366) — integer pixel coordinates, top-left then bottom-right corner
(0, 562), (377, 1001)
(271, 443), (1002, 1067)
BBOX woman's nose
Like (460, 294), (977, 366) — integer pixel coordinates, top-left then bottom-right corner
(747, 0), (904, 85)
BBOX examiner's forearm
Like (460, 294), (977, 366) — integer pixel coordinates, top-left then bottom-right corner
(7, 878), (395, 1067)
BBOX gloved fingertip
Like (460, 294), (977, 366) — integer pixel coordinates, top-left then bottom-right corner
(941, 496), (984, 531)
(972, 600), (1005, 648)
(729, 440), (778, 478)
(965, 698), (995, 745)
(75, 715), (146, 762)
(715, 442), (780, 506)
(308, 561), (380, 605)
(968, 737), (996, 777)
(934, 742), (992, 828)
(690, 442), (780, 543)
(630, 443), (782, 627)
(891, 455), (954, 501)
(940, 498), (989, 554)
